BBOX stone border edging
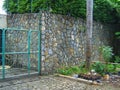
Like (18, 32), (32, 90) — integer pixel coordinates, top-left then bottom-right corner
(56, 74), (103, 85)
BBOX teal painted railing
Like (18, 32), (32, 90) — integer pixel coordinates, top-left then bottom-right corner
(0, 28), (41, 79)
(2, 29), (6, 79)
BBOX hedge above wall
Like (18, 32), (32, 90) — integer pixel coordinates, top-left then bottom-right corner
(3, 0), (120, 23)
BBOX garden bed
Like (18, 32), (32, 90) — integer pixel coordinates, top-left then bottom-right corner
(56, 62), (120, 87)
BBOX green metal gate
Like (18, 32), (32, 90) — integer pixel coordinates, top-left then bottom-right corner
(0, 28), (40, 79)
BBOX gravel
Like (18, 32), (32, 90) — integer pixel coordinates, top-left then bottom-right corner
(0, 75), (119, 90)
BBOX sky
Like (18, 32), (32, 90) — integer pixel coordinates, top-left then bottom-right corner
(0, 0), (6, 14)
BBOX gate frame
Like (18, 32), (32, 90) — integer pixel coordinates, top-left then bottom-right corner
(0, 28), (41, 79)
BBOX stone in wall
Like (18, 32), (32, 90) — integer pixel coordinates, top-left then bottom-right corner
(7, 13), (39, 30)
(0, 14), (7, 28)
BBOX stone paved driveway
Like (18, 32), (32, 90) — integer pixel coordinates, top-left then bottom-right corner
(0, 75), (119, 90)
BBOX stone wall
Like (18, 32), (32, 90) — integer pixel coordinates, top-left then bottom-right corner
(0, 14), (7, 28)
(7, 13), (40, 70)
(7, 13), (39, 30)
(7, 12), (114, 74)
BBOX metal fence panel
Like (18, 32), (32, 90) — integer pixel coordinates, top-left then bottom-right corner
(0, 28), (40, 79)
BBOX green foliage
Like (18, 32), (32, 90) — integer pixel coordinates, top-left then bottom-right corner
(94, 0), (119, 23)
(57, 62), (118, 76)
(116, 64), (120, 68)
(105, 64), (116, 72)
(106, 0), (120, 15)
(3, 0), (120, 23)
(92, 62), (116, 75)
(57, 66), (81, 75)
(57, 67), (73, 75)
(70, 66), (81, 74)
(92, 61), (105, 75)
(57, 64), (89, 75)
(114, 56), (120, 63)
(99, 46), (113, 63)
(50, 0), (86, 19)
(115, 32), (120, 39)
(79, 62), (89, 74)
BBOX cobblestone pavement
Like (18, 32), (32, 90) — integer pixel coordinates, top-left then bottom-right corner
(0, 75), (119, 90)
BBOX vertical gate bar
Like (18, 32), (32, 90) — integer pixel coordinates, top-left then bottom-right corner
(28, 30), (31, 75)
(38, 31), (41, 75)
(38, 10), (42, 75)
(2, 29), (6, 79)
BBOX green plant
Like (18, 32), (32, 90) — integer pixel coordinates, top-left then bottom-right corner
(115, 32), (120, 39)
(105, 64), (116, 73)
(79, 62), (89, 74)
(3, 0), (120, 23)
(92, 61), (105, 75)
(57, 65), (81, 75)
(116, 64), (120, 68)
(57, 67), (73, 75)
(99, 46), (113, 63)
(70, 66), (81, 74)
(79, 68), (89, 74)
(92, 62), (117, 75)
(115, 56), (120, 63)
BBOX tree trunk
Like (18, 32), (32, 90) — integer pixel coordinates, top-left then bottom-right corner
(86, 0), (93, 69)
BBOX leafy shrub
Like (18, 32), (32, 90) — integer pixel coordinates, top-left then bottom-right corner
(105, 64), (116, 73)
(3, 0), (120, 23)
(115, 32), (120, 39)
(57, 61), (117, 76)
(57, 66), (81, 75)
(57, 67), (73, 75)
(70, 66), (81, 74)
(99, 46), (113, 63)
(92, 61), (105, 75)
(79, 62), (89, 74)
(115, 56), (120, 63)
(116, 64), (120, 68)
(92, 61), (117, 75)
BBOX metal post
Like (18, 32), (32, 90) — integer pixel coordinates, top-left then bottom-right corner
(38, 31), (41, 75)
(38, 10), (42, 75)
(28, 30), (31, 75)
(2, 29), (6, 79)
